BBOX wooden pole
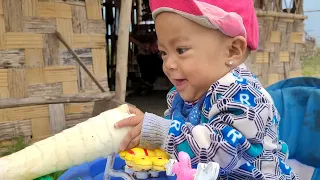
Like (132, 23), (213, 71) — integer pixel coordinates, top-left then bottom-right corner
(55, 31), (106, 92)
(255, 9), (307, 19)
(0, 92), (115, 109)
(115, 0), (133, 101)
(305, 10), (320, 13)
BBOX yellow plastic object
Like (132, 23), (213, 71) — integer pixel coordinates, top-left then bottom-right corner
(119, 147), (170, 172)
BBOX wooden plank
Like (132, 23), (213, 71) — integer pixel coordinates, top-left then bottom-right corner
(87, 20), (106, 34)
(0, 15), (5, 50)
(4, 105), (49, 122)
(22, 0), (39, 17)
(25, 49), (44, 67)
(279, 52), (290, 62)
(43, 33), (60, 66)
(92, 48), (107, 78)
(49, 104), (66, 134)
(38, 2), (72, 19)
(31, 117), (51, 140)
(26, 68), (45, 85)
(290, 32), (303, 44)
(64, 102), (94, 114)
(0, 69), (8, 87)
(0, 87), (9, 98)
(3, 0), (23, 32)
(0, 92), (114, 109)
(85, 0), (102, 20)
(269, 31), (281, 43)
(73, 34), (106, 48)
(0, 120), (32, 141)
(44, 66), (78, 83)
(8, 69), (28, 98)
(56, 18), (73, 49)
(28, 82), (63, 97)
(5, 32), (43, 49)
(71, 5), (88, 33)
(23, 16), (56, 33)
(279, 18), (295, 23)
(0, 49), (25, 68)
(255, 52), (269, 63)
(62, 81), (79, 94)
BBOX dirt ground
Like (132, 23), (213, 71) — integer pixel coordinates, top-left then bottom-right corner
(126, 90), (168, 116)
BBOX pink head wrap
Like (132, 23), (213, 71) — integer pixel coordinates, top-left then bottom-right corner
(149, 0), (259, 50)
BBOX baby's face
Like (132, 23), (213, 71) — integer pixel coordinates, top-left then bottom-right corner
(155, 12), (235, 101)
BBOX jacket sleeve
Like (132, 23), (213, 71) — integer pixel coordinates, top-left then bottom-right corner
(139, 96), (273, 173)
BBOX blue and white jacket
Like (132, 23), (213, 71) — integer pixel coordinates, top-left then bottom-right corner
(139, 64), (298, 179)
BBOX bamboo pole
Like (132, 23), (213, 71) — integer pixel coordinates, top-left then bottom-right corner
(55, 31), (106, 92)
(0, 92), (115, 109)
(255, 9), (307, 19)
(305, 10), (320, 13)
(115, 0), (133, 101)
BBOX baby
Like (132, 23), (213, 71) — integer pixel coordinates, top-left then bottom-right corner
(116, 0), (298, 179)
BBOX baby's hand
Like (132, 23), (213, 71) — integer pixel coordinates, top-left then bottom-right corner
(114, 105), (144, 151)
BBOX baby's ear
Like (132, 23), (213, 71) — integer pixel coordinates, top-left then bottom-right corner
(227, 36), (247, 66)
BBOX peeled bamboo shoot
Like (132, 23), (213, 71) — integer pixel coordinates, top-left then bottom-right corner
(0, 104), (133, 180)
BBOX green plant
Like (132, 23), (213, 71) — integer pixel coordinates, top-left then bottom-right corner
(0, 136), (28, 157)
(301, 55), (320, 77)
(35, 170), (66, 180)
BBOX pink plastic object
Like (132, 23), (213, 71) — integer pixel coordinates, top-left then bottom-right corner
(172, 152), (197, 180)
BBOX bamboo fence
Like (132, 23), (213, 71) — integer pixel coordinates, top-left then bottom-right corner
(246, 0), (307, 86)
(0, 0), (112, 147)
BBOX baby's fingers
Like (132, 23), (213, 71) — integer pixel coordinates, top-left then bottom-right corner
(120, 126), (141, 151)
(115, 115), (142, 128)
(126, 135), (141, 150)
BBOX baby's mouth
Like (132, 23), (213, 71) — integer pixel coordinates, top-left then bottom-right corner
(172, 79), (187, 91)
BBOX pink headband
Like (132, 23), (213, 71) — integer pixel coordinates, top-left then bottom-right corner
(149, 0), (259, 50)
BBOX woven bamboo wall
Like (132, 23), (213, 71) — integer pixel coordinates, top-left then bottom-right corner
(0, 0), (108, 145)
(245, 0), (306, 86)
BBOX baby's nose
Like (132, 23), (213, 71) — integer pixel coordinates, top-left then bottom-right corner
(163, 56), (178, 70)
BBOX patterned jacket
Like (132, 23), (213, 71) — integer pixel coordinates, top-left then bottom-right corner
(139, 64), (298, 179)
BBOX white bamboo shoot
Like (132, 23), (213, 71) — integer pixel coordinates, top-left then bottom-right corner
(0, 104), (133, 180)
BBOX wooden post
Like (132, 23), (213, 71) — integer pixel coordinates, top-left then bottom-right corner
(115, 0), (133, 101)
(137, 0), (142, 24)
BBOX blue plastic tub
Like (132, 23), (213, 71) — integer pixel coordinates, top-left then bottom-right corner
(58, 155), (176, 180)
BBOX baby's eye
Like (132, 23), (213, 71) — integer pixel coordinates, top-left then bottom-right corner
(159, 50), (167, 57)
(176, 48), (188, 55)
